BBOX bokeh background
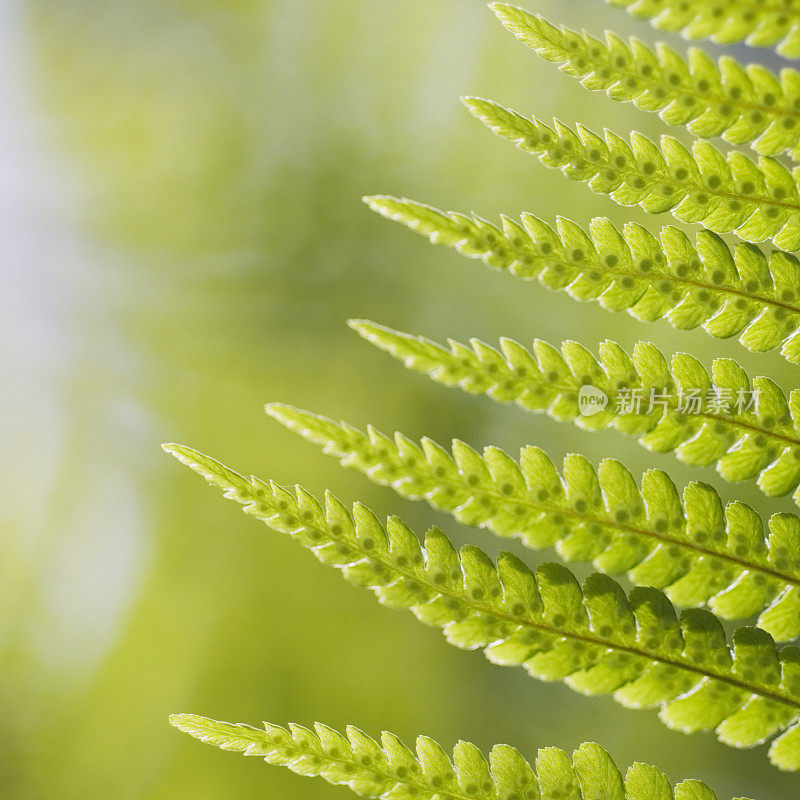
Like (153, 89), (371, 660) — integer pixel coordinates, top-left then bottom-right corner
(3, 1), (800, 798)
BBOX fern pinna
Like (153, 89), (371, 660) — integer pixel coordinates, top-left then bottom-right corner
(169, 1), (800, 797)
(171, 713), (754, 800)
(263, 403), (800, 643)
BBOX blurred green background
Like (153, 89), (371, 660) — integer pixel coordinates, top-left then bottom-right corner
(3, 1), (799, 798)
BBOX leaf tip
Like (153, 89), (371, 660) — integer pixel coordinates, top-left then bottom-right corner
(264, 401), (292, 419)
(347, 318), (378, 337)
(460, 95), (486, 114)
(169, 713), (206, 734)
(162, 443), (199, 461)
(489, 2), (524, 28)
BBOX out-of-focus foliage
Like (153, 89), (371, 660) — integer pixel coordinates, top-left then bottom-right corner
(3, 0), (800, 798)
(608, 0), (800, 59)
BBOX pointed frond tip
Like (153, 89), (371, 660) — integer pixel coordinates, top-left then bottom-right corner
(265, 402), (800, 642)
(162, 443), (252, 497)
(348, 322), (800, 505)
(607, 0), (800, 59)
(461, 96), (800, 252)
(168, 452), (800, 768)
(492, 4), (800, 159)
(171, 713), (756, 799)
(169, 714), (268, 752)
(363, 196), (800, 365)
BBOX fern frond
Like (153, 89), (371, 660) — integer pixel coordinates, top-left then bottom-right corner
(492, 4), (800, 159)
(165, 443), (800, 769)
(170, 713), (755, 800)
(265, 403), (800, 641)
(364, 196), (800, 365)
(463, 96), (800, 252)
(348, 321), (800, 504)
(608, 0), (800, 59)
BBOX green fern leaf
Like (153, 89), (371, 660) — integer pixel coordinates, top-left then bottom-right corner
(265, 403), (800, 641)
(170, 713), (754, 800)
(364, 196), (800, 365)
(463, 96), (800, 251)
(608, 0), (800, 59)
(348, 321), (800, 504)
(492, 4), (800, 159)
(165, 443), (800, 769)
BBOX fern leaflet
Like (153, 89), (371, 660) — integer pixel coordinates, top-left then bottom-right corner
(364, 196), (800, 365)
(493, 4), (800, 159)
(348, 321), (800, 503)
(266, 403), (800, 641)
(608, 0), (800, 59)
(165, 443), (800, 769)
(170, 713), (755, 800)
(463, 96), (800, 251)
